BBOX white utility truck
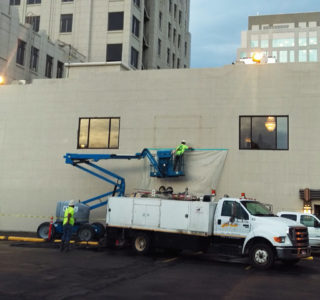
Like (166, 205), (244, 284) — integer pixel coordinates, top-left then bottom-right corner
(105, 195), (311, 269)
(277, 211), (320, 251)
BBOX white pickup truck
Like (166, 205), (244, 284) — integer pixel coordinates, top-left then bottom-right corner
(277, 211), (320, 250)
(105, 195), (311, 269)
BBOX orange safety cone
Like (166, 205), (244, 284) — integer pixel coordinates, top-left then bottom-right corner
(48, 216), (53, 241)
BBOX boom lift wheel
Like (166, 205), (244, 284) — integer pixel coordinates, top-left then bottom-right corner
(133, 232), (151, 255)
(37, 222), (55, 240)
(77, 224), (94, 241)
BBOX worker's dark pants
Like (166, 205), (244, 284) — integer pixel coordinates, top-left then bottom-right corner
(174, 155), (183, 171)
(62, 224), (73, 244)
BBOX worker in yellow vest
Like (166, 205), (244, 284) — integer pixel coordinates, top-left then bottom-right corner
(60, 200), (75, 252)
(173, 140), (193, 171)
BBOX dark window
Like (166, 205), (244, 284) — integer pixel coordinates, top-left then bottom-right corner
(16, 39), (26, 65)
(157, 39), (161, 56)
(25, 16), (40, 32)
(239, 116), (289, 150)
(60, 14), (73, 32)
(172, 53), (175, 67)
(62, 0), (73, 2)
(280, 214), (297, 221)
(27, 0), (41, 4)
(173, 28), (176, 43)
(177, 58), (180, 68)
(174, 4), (177, 19)
(169, 0), (172, 13)
(132, 16), (140, 37)
(179, 10), (182, 25)
(45, 55), (53, 78)
(178, 34), (181, 48)
(10, 0), (20, 5)
(184, 41), (188, 56)
(29, 46), (39, 72)
(222, 201), (248, 220)
(56, 61), (64, 78)
(159, 11), (162, 30)
(131, 47), (139, 68)
(133, 0), (140, 7)
(108, 12), (124, 31)
(106, 44), (122, 62)
(168, 23), (171, 39)
(78, 117), (120, 149)
(167, 48), (170, 64)
(301, 215), (319, 227)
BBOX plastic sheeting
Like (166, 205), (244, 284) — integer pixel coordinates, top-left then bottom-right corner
(138, 150), (228, 197)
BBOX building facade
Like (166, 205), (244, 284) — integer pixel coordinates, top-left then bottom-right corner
(0, 63), (320, 232)
(237, 12), (320, 63)
(0, 1), (85, 84)
(9, 0), (191, 70)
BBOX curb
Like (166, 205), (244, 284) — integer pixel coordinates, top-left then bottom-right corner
(0, 236), (99, 245)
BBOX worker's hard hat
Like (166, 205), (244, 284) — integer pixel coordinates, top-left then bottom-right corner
(181, 140), (186, 144)
(69, 200), (75, 206)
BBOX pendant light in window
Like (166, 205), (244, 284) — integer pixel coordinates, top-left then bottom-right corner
(265, 116), (276, 132)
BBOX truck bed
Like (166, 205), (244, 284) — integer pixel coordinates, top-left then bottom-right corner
(106, 197), (217, 236)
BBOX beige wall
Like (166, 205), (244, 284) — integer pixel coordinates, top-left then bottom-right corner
(0, 62), (319, 232)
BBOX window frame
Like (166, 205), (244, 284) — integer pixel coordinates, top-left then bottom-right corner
(27, 0), (41, 4)
(106, 43), (122, 62)
(132, 15), (140, 37)
(77, 117), (120, 149)
(10, 0), (21, 5)
(239, 115), (289, 151)
(29, 46), (39, 72)
(16, 39), (26, 66)
(130, 47), (139, 69)
(108, 12), (124, 31)
(25, 15), (40, 32)
(60, 14), (73, 33)
(45, 55), (53, 78)
(56, 61), (64, 78)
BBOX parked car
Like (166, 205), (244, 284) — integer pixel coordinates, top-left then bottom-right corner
(277, 212), (320, 251)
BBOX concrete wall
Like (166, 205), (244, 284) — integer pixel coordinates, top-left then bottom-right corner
(0, 62), (319, 232)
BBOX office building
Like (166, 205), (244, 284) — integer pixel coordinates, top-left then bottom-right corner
(237, 12), (320, 63)
(10, 0), (191, 70)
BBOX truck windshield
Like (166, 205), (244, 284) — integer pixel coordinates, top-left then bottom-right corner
(241, 201), (275, 216)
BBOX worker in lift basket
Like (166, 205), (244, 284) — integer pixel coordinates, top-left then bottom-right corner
(60, 200), (75, 252)
(173, 140), (193, 171)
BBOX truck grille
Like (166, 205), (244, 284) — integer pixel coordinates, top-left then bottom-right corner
(288, 226), (309, 247)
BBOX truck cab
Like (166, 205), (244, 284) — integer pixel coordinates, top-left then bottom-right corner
(277, 211), (320, 250)
(213, 198), (310, 268)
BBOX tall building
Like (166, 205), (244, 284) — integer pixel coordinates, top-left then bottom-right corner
(0, 1), (85, 84)
(237, 12), (320, 63)
(10, 0), (191, 70)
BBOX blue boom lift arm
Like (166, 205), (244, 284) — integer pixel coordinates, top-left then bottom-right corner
(64, 148), (183, 210)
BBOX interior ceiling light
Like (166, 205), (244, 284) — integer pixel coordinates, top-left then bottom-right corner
(265, 116), (276, 132)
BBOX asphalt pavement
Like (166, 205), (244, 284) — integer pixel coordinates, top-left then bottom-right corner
(0, 241), (319, 300)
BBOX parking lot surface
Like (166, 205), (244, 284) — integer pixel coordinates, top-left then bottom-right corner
(0, 241), (319, 300)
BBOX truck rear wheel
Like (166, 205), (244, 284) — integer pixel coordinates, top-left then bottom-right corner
(133, 232), (151, 255)
(250, 243), (274, 270)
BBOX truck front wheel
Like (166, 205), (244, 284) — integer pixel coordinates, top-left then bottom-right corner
(250, 243), (274, 270)
(133, 232), (151, 255)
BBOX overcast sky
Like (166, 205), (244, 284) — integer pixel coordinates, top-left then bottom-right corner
(190, 0), (320, 68)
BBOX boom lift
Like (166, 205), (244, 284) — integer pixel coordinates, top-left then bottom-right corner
(37, 148), (186, 241)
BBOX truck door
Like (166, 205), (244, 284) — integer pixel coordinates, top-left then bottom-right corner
(214, 200), (250, 240)
(300, 214), (320, 248)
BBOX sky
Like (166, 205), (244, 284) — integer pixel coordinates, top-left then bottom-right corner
(190, 0), (320, 68)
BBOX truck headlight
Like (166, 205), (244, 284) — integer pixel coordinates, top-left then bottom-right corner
(273, 236), (286, 243)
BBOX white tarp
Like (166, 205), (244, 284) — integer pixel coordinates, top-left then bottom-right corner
(138, 150), (228, 196)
